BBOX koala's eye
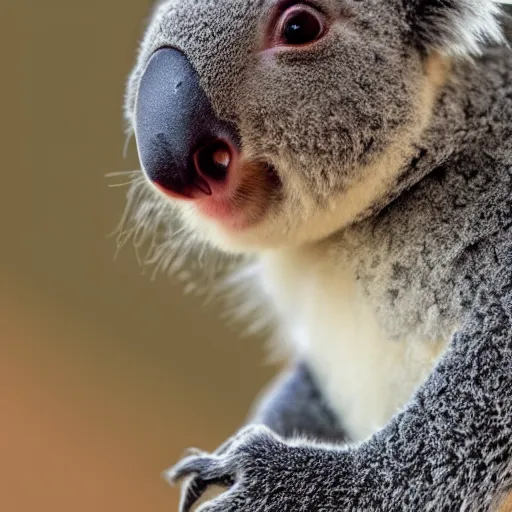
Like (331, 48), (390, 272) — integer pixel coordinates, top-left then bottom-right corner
(278, 5), (325, 46)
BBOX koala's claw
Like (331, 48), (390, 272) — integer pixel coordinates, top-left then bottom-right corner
(181, 475), (232, 512)
(167, 425), (282, 512)
(167, 457), (234, 512)
(168, 454), (222, 484)
(169, 430), (254, 512)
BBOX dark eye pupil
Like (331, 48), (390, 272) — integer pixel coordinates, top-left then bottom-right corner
(283, 11), (322, 45)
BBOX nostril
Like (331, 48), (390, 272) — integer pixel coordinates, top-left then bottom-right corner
(194, 140), (233, 182)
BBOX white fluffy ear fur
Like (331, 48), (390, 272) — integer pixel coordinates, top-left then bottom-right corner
(406, 0), (505, 56)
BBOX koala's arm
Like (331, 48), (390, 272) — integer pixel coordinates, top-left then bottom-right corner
(248, 361), (347, 443)
(351, 292), (512, 509)
(178, 361), (347, 512)
(171, 287), (512, 511)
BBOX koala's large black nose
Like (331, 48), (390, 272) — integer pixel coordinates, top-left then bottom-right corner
(134, 48), (240, 198)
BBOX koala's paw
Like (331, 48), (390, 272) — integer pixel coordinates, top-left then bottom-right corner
(166, 425), (306, 512)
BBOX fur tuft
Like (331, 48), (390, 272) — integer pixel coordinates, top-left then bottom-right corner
(405, 0), (505, 56)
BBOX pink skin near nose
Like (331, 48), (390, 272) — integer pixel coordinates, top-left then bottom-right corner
(152, 141), (253, 228)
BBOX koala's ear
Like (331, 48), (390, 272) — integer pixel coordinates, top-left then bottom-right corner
(404, 0), (505, 56)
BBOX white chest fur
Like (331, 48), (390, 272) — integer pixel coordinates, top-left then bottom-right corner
(258, 248), (448, 442)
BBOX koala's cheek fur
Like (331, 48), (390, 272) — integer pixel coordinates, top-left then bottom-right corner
(184, 55), (449, 253)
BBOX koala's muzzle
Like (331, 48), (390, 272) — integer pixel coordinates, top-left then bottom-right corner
(135, 48), (240, 199)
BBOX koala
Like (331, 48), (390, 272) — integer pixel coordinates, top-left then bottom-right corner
(122, 0), (512, 510)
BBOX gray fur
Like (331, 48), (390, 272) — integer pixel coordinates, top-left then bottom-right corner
(341, 47), (512, 343)
(249, 361), (347, 443)
(124, 0), (512, 510)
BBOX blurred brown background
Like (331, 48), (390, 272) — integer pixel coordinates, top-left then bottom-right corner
(1, 1), (274, 510)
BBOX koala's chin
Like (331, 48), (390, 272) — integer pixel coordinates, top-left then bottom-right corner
(151, 158), (286, 254)
(171, 159), (357, 255)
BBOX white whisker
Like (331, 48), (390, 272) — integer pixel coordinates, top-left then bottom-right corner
(109, 172), (273, 345)
(123, 130), (134, 159)
(105, 170), (142, 178)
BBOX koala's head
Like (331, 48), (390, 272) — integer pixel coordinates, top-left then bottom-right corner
(125, 0), (503, 253)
